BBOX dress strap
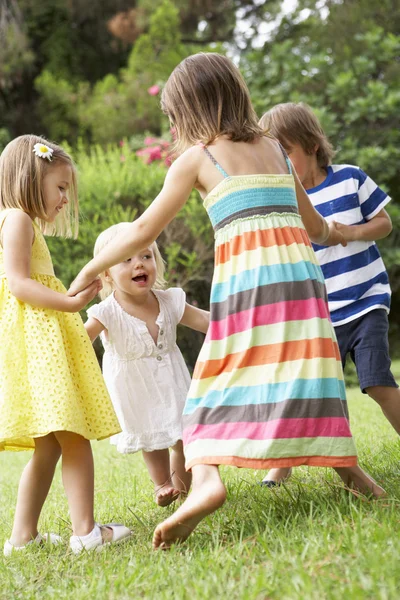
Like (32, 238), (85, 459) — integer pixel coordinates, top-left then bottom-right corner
(202, 146), (229, 178)
(278, 142), (292, 175)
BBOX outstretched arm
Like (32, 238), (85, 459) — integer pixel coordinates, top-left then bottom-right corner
(68, 149), (201, 296)
(180, 303), (210, 334)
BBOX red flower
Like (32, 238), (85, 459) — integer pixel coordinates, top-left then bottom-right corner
(144, 136), (159, 146)
(149, 146), (162, 161)
(147, 85), (160, 96)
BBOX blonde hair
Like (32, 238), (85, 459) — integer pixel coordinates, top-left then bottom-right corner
(0, 134), (79, 237)
(94, 222), (166, 300)
(161, 53), (264, 155)
(259, 103), (335, 168)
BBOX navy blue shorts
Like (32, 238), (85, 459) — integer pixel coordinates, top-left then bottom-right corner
(334, 309), (398, 393)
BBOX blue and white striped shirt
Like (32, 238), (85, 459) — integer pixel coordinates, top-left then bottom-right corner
(308, 164), (391, 326)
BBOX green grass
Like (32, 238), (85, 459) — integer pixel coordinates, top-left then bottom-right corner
(1, 372), (400, 599)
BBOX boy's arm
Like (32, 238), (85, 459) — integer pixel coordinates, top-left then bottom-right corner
(179, 303), (210, 334)
(335, 209), (392, 242)
(84, 317), (106, 342)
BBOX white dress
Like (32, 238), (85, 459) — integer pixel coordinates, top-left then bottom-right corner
(87, 288), (192, 453)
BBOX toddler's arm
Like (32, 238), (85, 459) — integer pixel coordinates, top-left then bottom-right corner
(293, 168), (347, 247)
(180, 303), (210, 334)
(334, 209), (392, 242)
(2, 210), (100, 312)
(84, 317), (106, 342)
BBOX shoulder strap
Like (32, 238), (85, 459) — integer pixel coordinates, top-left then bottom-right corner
(202, 146), (229, 178)
(277, 142), (292, 175)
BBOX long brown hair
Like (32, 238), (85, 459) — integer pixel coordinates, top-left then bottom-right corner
(0, 134), (79, 237)
(259, 103), (335, 168)
(162, 53), (264, 155)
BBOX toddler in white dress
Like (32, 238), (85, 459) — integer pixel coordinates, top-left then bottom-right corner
(85, 223), (209, 506)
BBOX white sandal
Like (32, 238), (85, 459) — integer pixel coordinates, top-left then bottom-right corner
(3, 532), (62, 557)
(69, 523), (132, 554)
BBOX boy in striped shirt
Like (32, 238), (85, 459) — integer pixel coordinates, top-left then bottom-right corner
(260, 102), (399, 486)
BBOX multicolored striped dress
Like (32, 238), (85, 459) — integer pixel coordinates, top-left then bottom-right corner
(182, 146), (358, 470)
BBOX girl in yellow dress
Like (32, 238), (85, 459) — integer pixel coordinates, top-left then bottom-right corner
(0, 135), (132, 555)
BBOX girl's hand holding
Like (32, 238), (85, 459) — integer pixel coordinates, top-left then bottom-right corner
(334, 221), (356, 242)
(68, 268), (97, 297)
(68, 279), (102, 312)
(324, 221), (348, 247)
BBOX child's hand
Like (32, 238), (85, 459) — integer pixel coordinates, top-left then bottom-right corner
(325, 222), (348, 247)
(68, 269), (98, 297)
(68, 279), (102, 312)
(334, 222), (356, 242)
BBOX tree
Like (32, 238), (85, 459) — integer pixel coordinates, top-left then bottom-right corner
(35, 0), (211, 143)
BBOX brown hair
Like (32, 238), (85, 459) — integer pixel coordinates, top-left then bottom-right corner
(161, 53), (264, 155)
(94, 223), (166, 300)
(0, 134), (79, 237)
(259, 103), (335, 168)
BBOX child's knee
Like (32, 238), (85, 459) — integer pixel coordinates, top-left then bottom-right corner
(366, 385), (397, 405)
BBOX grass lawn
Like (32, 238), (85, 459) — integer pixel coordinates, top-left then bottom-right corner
(1, 367), (400, 599)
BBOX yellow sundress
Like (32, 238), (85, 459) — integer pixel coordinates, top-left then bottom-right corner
(0, 208), (121, 451)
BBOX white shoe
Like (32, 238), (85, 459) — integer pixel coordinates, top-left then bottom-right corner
(4, 532), (63, 557)
(69, 523), (132, 554)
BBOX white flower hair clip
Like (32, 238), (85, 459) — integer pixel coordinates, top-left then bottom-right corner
(33, 143), (53, 161)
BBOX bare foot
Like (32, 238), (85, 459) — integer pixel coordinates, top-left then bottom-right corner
(334, 466), (387, 498)
(262, 467), (292, 485)
(152, 476), (226, 549)
(156, 486), (181, 507)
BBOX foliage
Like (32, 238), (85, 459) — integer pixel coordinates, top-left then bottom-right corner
(33, 1), (189, 143)
(1, 0), (273, 140)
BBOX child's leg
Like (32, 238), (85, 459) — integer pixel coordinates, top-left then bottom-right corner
(153, 464), (226, 549)
(348, 310), (400, 434)
(142, 448), (181, 507)
(10, 434), (61, 546)
(365, 386), (400, 435)
(334, 465), (386, 498)
(170, 440), (192, 495)
(53, 431), (95, 536)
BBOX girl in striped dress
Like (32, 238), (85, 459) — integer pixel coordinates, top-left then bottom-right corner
(69, 53), (386, 549)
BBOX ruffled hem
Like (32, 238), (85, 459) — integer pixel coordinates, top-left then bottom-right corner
(110, 431), (182, 454)
(185, 455), (358, 470)
(0, 422), (121, 451)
